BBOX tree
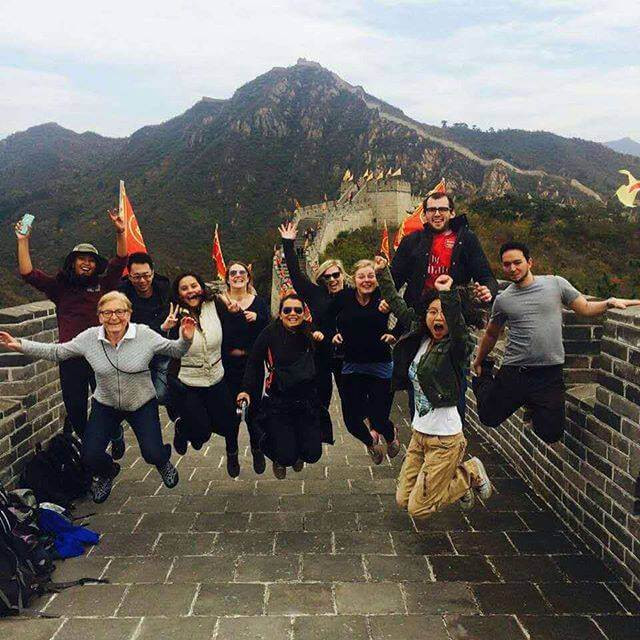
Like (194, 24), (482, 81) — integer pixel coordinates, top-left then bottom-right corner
(441, 120), (448, 128)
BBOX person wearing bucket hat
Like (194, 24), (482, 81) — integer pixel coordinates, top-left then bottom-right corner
(15, 208), (128, 440)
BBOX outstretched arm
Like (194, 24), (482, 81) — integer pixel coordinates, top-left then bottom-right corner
(2, 330), (86, 362)
(570, 295), (640, 317)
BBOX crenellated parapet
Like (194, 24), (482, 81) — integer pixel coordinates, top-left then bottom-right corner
(0, 301), (64, 487)
(465, 305), (640, 597)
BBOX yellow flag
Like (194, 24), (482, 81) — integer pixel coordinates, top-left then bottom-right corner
(391, 167), (402, 177)
(375, 170), (384, 180)
(615, 170), (640, 207)
(342, 169), (352, 182)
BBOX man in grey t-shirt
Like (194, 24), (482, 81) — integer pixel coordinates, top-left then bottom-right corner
(471, 242), (639, 445)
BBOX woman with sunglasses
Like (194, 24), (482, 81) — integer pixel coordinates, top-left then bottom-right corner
(237, 294), (331, 479)
(278, 221), (348, 408)
(0, 291), (196, 503)
(163, 272), (245, 477)
(330, 260), (400, 464)
(222, 261), (270, 473)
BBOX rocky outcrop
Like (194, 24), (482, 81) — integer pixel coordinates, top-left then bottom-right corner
(481, 162), (514, 197)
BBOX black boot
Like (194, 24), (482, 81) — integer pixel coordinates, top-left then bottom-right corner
(251, 449), (266, 475)
(226, 452), (240, 478)
(173, 418), (188, 455)
(157, 460), (179, 488)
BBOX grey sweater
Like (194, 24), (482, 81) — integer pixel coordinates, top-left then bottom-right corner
(20, 323), (192, 411)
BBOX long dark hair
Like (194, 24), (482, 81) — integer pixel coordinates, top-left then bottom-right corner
(171, 272), (215, 311)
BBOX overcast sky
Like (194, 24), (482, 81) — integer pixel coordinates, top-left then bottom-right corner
(1, 0), (638, 142)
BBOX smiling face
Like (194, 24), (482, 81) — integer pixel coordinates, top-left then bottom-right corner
(279, 298), (305, 329)
(423, 195), (454, 232)
(98, 298), (131, 335)
(129, 261), (154, 296)
(319, 265), (344, 294)
(425, 298), (449, 341)
(178, 275), (204, 308)
(227, 263), (250, 292)
(73, 253), (97, 278)
(501, 249), (532, 284)
(353, 266), (377, 296)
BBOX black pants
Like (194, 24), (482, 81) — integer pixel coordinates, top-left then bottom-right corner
(224, 355), (263, 451)
(340, 373), (395, 447)
(83, 398), (170, 477)
(471, 364), (565, 444)
(257, 396), (324, 467)
(177, 380), (239, 454)
(59, 358), (95, 437)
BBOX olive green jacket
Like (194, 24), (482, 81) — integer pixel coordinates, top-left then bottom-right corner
(377, 266), (473, 408)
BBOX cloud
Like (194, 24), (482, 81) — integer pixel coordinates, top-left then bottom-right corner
(1, 0), (639, 141)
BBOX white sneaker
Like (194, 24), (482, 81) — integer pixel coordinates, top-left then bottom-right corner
(459, 488), (475, 510)
(468, 456), (492, 500)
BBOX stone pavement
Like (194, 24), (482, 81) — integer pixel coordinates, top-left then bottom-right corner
(4, 393), (640, 640)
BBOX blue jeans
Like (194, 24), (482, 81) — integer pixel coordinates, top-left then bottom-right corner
(150, 355), (171, 405)
(82, 398), (170, 478)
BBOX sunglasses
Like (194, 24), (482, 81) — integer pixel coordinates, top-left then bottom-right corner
(282, 306), (304, 315)
(322, 271), (342, 281)
(229, 269), (247, 276)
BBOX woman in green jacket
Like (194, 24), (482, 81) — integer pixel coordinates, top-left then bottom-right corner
(374, 257), (492, 518)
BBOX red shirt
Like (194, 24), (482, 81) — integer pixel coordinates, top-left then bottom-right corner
(423, 231), (457, 292)
(23, 255), (127, 342)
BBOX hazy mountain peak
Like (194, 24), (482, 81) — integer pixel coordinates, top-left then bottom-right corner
(604, 137), (640, 158)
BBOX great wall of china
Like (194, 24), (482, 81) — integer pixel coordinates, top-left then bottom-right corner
(1, 177), (639, 598)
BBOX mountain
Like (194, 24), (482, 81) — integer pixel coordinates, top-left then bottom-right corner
(1, 58), (639, 306)
(604, 137), (640, 158)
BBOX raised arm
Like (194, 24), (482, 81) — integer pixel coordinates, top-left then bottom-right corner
(108, 208), (128, 258)
(279, 222), (318, 301)
(15, 221), (33, 275)
(374, 257), (418, 330)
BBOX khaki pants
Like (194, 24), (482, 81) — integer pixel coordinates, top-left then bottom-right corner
(396, 431), (477, 519)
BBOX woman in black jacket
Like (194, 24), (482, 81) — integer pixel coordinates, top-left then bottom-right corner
(330, 260), (400, 465)
(237, 294), (331, 479)
(221, 261), (270, 474)
(278, 222), (348, 407)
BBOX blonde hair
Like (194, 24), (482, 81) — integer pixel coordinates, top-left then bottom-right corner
(97, 291), (132, 314)
(351, 259), (376, 276)
(312, 258), (351, 285)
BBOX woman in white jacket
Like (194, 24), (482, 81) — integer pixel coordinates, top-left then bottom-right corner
(164, 272), (245, 477)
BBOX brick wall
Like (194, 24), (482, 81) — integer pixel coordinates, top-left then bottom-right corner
(466, 305), (640, 597)
(0, 301), (64, 487)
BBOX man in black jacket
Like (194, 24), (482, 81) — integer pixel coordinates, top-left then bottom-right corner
(118, 252), (171, 403)
(391, 191), (498, 311)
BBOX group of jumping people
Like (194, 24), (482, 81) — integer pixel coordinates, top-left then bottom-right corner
(2, 190), (638, 518)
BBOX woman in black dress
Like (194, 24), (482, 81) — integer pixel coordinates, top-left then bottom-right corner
(237, 294), (332, 479)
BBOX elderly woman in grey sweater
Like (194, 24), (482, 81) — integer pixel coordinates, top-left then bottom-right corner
(0, 291), (196, 503)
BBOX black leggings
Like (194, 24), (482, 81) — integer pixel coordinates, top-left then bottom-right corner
(257, 396), (324, 467)
(224, 355), (263, 451)
(339, 373), (395, 447)
(472, 364), (565, 444)
(176, 380), (239, 454)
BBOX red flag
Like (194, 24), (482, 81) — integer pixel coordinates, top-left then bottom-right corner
(380, 221), (390, 260)
(212, 224), (226, 279)
(393, 203), (424, 250)
(118, 180), (148, 256)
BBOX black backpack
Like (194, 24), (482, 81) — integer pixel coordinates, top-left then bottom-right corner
(20, 434), (90, 508)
